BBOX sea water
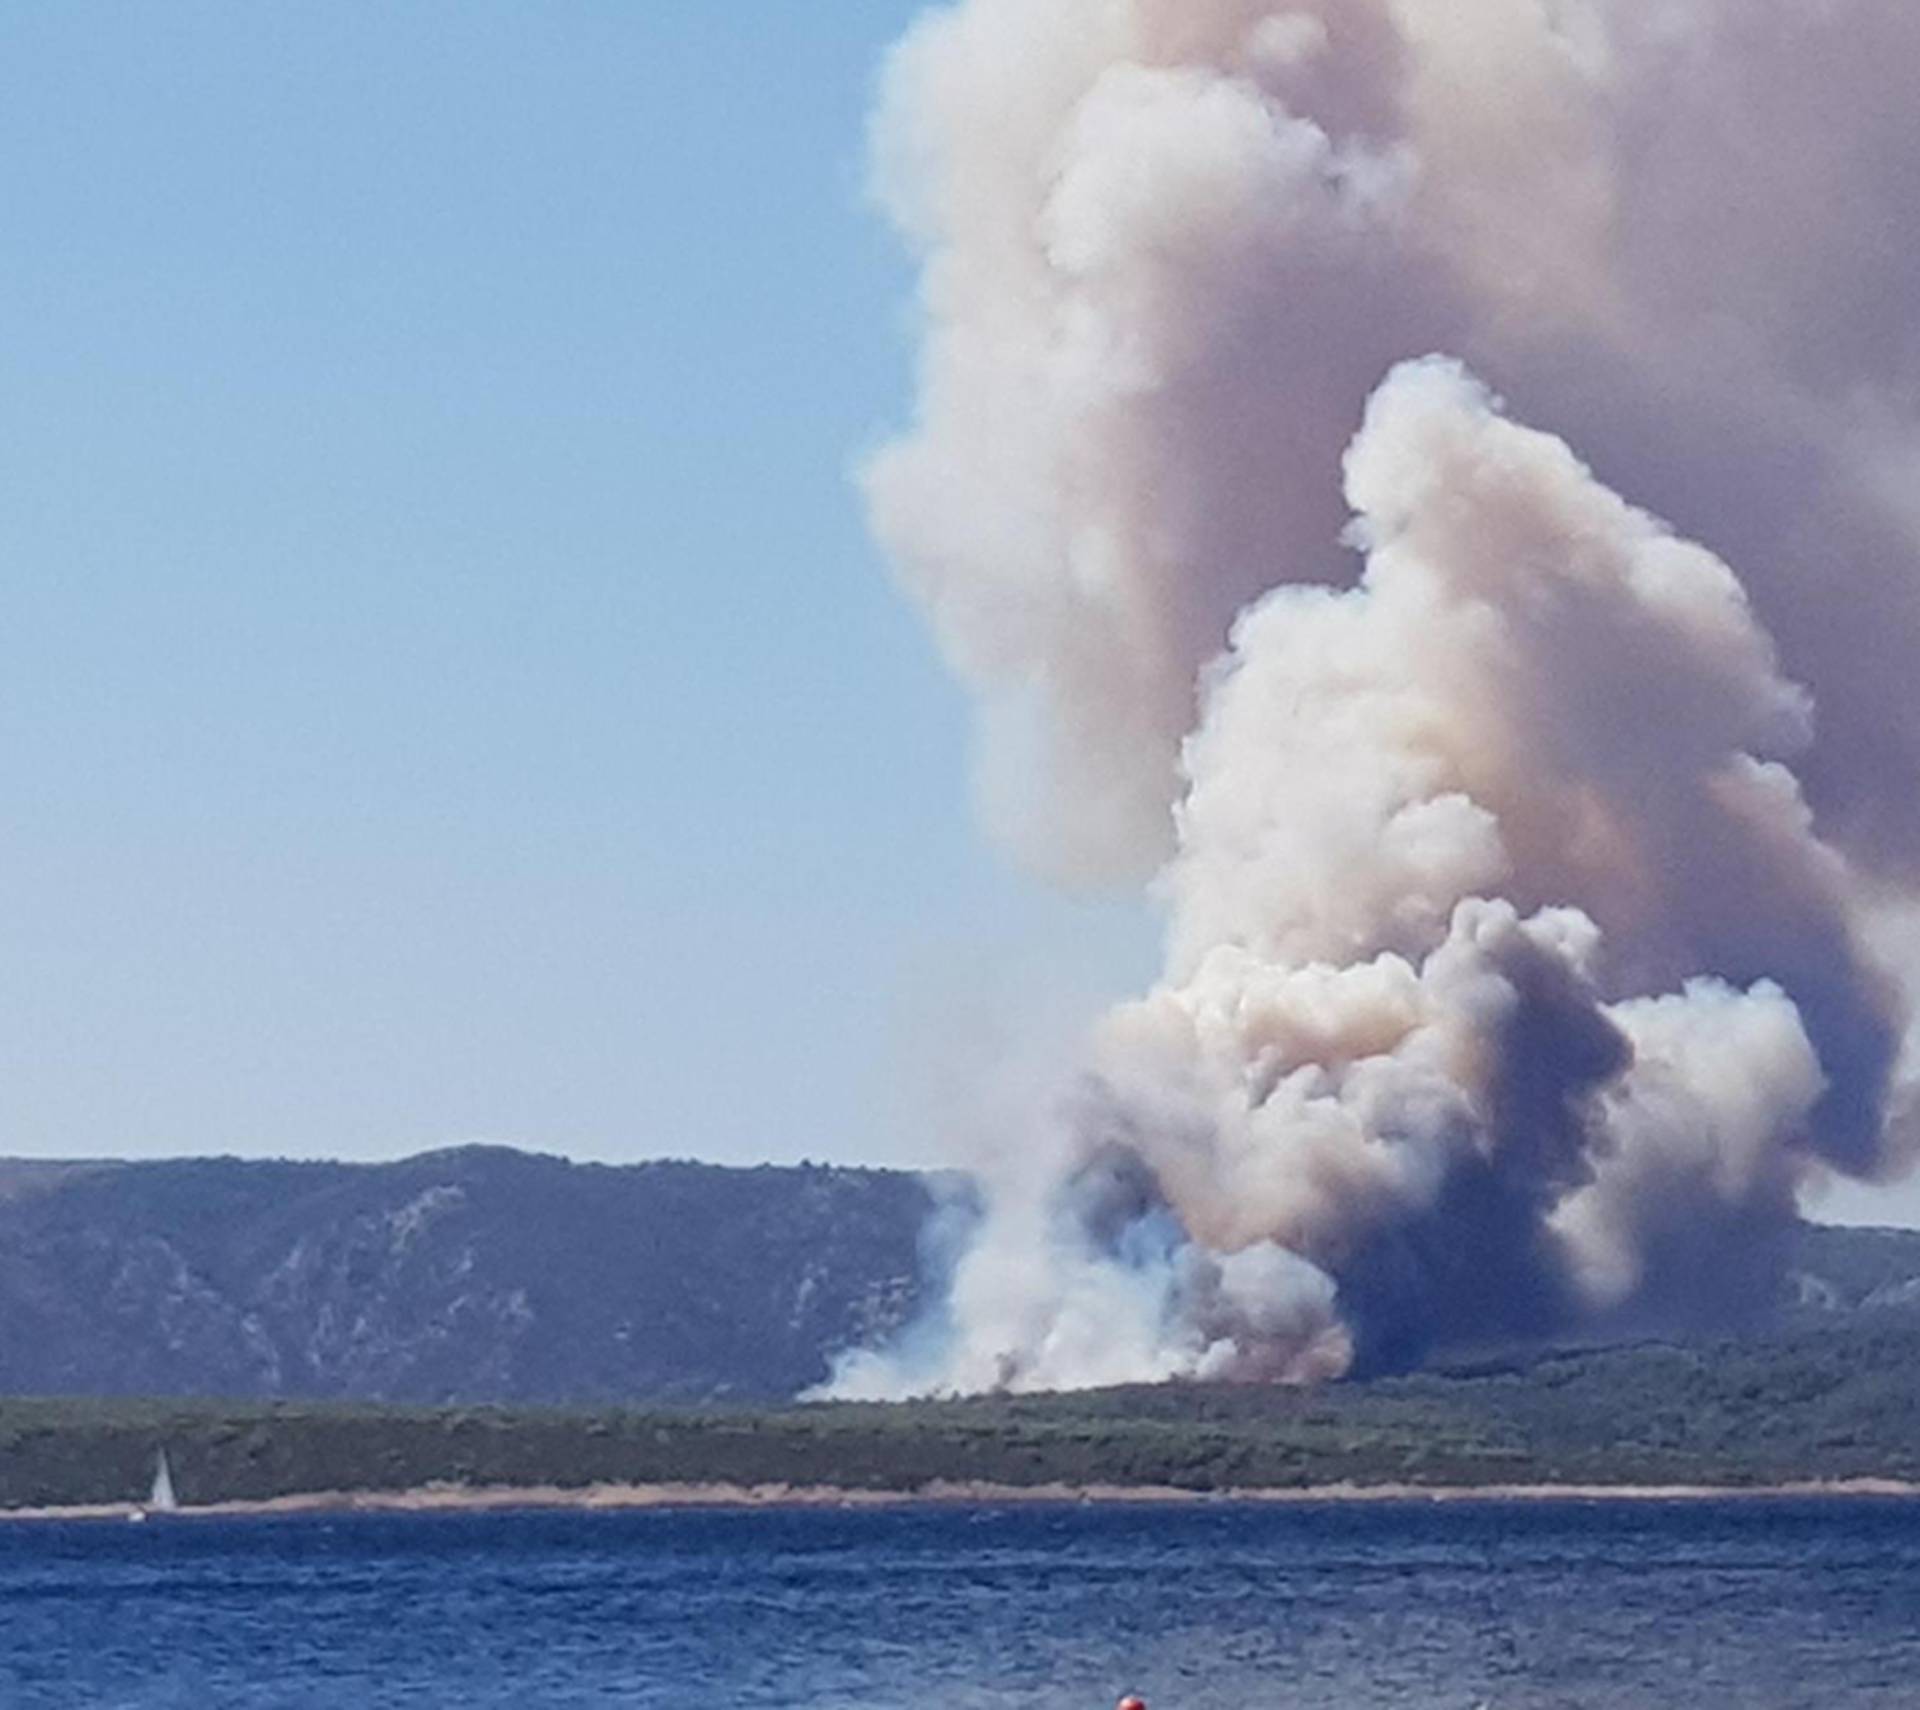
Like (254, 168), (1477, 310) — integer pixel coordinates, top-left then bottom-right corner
(0, 1498), (1913, 1708)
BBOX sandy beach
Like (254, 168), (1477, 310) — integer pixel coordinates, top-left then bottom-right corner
(6, 1476), (1920, 1524)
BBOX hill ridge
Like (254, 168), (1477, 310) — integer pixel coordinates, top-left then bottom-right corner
(0, 1147), (1911, 1406)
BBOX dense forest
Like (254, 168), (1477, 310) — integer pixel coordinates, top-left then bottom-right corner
(7, 1318), (1919, 1511)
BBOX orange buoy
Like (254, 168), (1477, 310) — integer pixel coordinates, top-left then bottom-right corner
(1117, 1698), (1148, 1710)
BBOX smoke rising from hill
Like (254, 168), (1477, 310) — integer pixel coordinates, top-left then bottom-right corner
(832, 0), (1920, 1395)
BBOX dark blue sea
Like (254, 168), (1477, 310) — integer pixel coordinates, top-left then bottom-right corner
(0, 1498), (1914, 1708)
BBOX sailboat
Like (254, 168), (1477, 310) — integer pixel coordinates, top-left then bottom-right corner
(150, 1449), (178, 1513)
(130, 1449), (179, 1523)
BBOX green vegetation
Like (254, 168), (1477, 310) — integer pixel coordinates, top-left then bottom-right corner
(6, 1320), (1920, 1510)
(0, 1148), (935, 1405)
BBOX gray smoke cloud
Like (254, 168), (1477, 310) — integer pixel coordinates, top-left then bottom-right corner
(831, 0), (1920, 1395)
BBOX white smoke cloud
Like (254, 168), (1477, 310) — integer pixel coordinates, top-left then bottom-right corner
(836, 0), (1920, 1394)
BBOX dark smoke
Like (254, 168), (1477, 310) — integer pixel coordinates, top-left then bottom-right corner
(825, 1), (1920, 1396)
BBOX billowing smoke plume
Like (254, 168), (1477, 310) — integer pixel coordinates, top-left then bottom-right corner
(833, 0), (1920, 1395)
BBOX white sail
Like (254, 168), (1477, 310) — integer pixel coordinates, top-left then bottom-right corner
(149, 1449), (178, 1513)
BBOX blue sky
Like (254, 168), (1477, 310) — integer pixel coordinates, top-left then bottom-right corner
(0, 3), (1153, 1165)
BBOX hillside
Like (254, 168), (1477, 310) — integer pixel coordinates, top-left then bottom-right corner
(0, 1148), (934, 1404)
(0, 1146), (1911, 1408)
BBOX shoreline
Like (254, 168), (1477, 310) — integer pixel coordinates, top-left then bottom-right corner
(7, 1476), (1920, 1524)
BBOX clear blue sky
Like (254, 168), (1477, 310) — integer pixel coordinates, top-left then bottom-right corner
(0, 2), (1153, 1166)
